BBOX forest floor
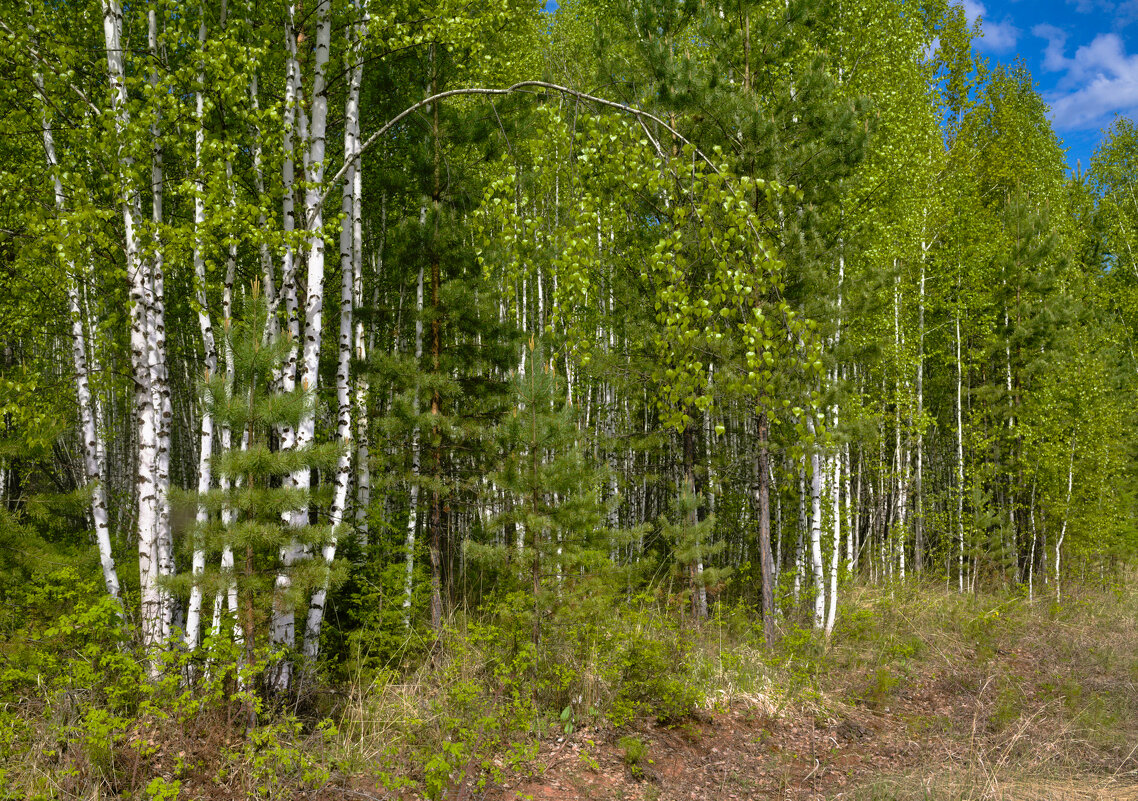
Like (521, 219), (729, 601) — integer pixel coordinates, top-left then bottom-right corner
(472, 585), (1138, 801)
(6, 582), (1138, 800)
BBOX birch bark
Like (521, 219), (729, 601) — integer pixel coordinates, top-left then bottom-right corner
(101, 0), (164, 662)
(1055, 437), (1075, 602)
(35, 78), (121, 606)
(956, 313), (965, 592)
(404, 262), (424, 625)
(146, 7), (175, 643)
(804, 415), (825, 629)
(304, 2), (366, 659)
(915, 241), (926, 574)
(825, 250), (844, 636)
(754, 413), (775, 643)
(186, 9), (216, 650)
(271, 0), (332, 685)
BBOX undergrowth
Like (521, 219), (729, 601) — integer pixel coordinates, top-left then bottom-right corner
(2, 574), (1136, 799)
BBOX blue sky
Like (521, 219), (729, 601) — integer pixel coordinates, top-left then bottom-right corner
(954, 0), (1137, 173)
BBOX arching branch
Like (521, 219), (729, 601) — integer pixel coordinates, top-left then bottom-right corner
(311, 80), (719, 227)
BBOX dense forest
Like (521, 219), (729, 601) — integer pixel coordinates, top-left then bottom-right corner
(2, 0), (1138, 797)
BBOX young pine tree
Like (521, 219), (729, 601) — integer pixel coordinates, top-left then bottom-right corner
(188, 286), (339, 694)
(471, 340), (623, 646)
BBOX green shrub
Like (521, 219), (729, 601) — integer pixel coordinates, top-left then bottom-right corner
(609, 617), (701, 725)
(617, 735), (648, 778)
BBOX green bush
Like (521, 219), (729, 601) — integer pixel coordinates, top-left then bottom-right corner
(608, 616), (700, 725)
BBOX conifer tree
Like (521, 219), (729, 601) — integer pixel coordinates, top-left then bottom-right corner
(471, 340), (618, 645)
(188, 287), (339, 693)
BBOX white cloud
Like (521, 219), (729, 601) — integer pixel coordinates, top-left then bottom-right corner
(1032, 23), (1068, 72)
(961, 0), (1021, 53)
(1065, 0), (1138, 28)
(1032, 28), (1138, 130)
(1069, 0), (1108, 13)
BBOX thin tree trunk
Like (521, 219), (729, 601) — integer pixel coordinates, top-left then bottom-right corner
(187, 10), (217, 650)
(35, 77), (121, 607)
(956, 313), (965, 593)
(683, 421), (706, 620)
(355, 207), (379, 544)
(826, 249), (844, 633)
(795, 467), (806, 606)
(1028, 482), (1037, 603)
(843, 443), (852, 575)
(269, 1), (308, 661)
(805, 416), (825, 629)
(148, 6), (176, 645)
(211, 207), (242, 649)
(101, 0), (164, 666)
(825, 433), (840, 637)
(893, 269), (908, 583)
(1056, 436), (1075, 602)
(404, 261), (425, 625)
(852, 444), (861, 574)
(272, 0), (332, 691)
(428, 69), (444, 631)
(247, 64), (278, 335)
(755, 413), (775, 643)
(304, 2), (365, 659)
(773, 464), (783, 581)
(915, 242), (926, 574)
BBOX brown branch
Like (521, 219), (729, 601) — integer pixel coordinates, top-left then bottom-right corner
(311, 80), (719, 227)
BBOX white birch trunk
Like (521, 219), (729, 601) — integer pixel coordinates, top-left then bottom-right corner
(294, 0), (332, 445)
(304, 5), (365, 659)
(851, 444), (861, 573)
(1028, 483), (1037, 603)
(844, 443), (853, 573)
(1055, 438), (1075, 602)
(354, 208), (378, 543)
(278, 8), (303, 395)
(248, 67), (278, 335)
(211, 244), (240, 644)
(825, 249), (844, 635)
(915, 243), (926, 574)
(956, 313), (965, 593)
(893, 269), (908, 583)
(36, 78), (121, 606)
(794, 468), (805, 605)
(186, 12), (216, 650)
(272, 0), (332, 686)
(147, 7), (175, 644)
(102, 0), (164, 662)
(404, 261), (425, 625)
(805, 416), (825, 629)
(825, 428), (840, 637)
(264, 6), (302, 659)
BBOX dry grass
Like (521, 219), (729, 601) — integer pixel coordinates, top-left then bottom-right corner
(820, 579), (1138, 799)
(852, 769), (1138, 800)
(3, 580), (1136, 799)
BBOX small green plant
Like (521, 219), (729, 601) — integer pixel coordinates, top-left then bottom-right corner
(607, 613), (701, 725)
(883, 633), (925, 662)
(866, 666), (900, 710)
(423, 740), (468, 801)
(145, 776), (181, 801)
(559, 704), (575, 735)
(617, 735), (648, 778)
(677, 721), (702, 743)
(771, 623), (828, 687)
(579, 742), (601, 772)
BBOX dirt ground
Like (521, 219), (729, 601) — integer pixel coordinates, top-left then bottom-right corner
(478, 651), (1138, 801)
